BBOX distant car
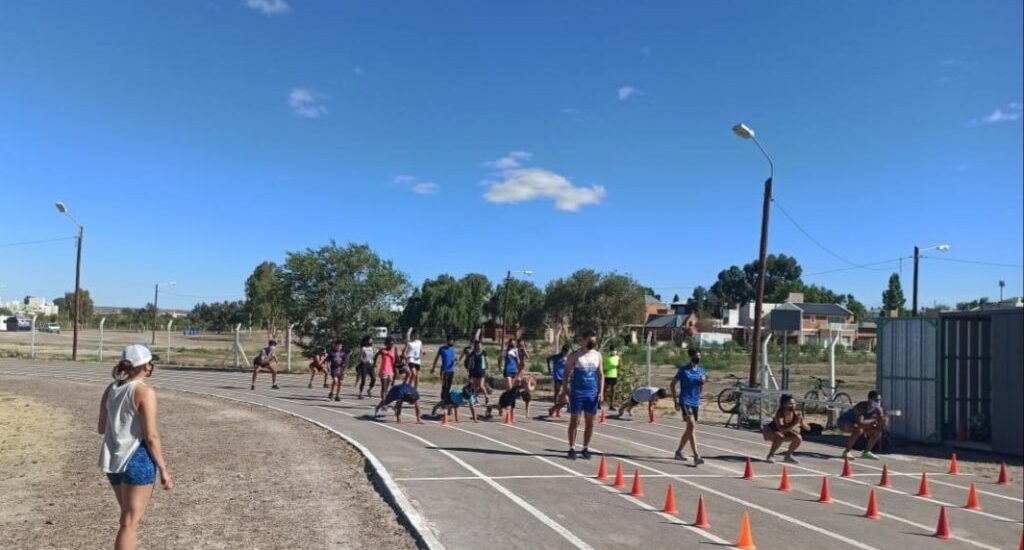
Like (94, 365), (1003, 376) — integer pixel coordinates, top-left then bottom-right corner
(42, 322), (61, 334)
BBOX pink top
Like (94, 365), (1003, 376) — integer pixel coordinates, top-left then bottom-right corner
(379, 348), (396, 376)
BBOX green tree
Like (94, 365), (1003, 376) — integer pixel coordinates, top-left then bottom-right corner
(486, 278), (545, 337)
(881, 273), (906, 316)
(672, 293), (680, 303)
(690, 286), (709, 317)
(457, 273), (492, 335)
(707, 265), (751, 313)
(53, 289), (94, 326)
(283, 241), (409, 351)
(245, 261), (289, 338)
(0, 307), (12, 316)
(743, 254), (803, 303)
(189, 300), (247, 332)
(544, 270), (645, 340)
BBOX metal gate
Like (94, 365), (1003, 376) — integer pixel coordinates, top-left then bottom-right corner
(876, 318), (940, 443)
(940, 315), (992, 444)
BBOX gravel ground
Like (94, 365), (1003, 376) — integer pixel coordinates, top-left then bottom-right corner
(0, 376), (416, 550)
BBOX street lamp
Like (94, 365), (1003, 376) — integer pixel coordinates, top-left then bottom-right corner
(733, 123), (774, 388)
(152, 281), (176, 344)
(501, 269), (533, 344)
(55, 202), (84, 361)
(912, 243), (949, 316)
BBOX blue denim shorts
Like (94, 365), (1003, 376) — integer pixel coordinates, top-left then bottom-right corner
(107, 444), (156, 486)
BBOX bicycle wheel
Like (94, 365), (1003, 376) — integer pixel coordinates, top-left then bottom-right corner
(803, 390), (821, 414)
(718, 387), (740, 413)
(832, 392), (853, 407)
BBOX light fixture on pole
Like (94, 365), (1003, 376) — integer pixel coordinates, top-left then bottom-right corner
(55, 202), (84, 361)
(152, 281), (176, 344)
(733, 123), (774, 388)
(998, 280), (1005, 302)
(912, 243), (949, 316)
(501, 269), (533, 345)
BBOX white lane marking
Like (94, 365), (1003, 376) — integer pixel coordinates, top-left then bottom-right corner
(511, 421), (1005, 550)
(603, 420), (1022, 523)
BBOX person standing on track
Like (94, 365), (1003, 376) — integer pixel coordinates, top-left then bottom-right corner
(99, 344), (173, 550)
(559, 331), (604, 460)
(502, 339), (519, 389)
(465, 340), (490, 405)
(546, 345), (571, 416)
(375, 338), (397, 402)
(373, 382), (423, 424)
(671, 347), (706, 465)
(431, 335), (458, 407)
(838, 390), (888, 460)
(515, 337), (530, 383)
(355, 336), (377, 399)
(603, 346), (620, 409)
(764, 394), (807, 464)
(402, 330), (423, 388)
(307, 346), (329, 389)
(327, 341), (348, 402)
(250, 339), (280, 390)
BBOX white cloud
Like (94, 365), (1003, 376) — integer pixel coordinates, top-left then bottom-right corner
(483, 150), (533, 170)
(412, 182), (440, 195)
(970, 102), (1023, 126)
(617, 85), (643, 101)
(393, 175), (417, 184)
(484, 167), (605, 212)
(940, 58), (961, 66)
(288, 88), (327, 119)
(246, 0), (290, 15)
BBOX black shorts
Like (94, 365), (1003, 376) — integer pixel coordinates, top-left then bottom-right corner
(628, 398), (640, 407)
(408, 362), (421, 371)
(605, 377), (618, 388)
(469, 368), (485, 379)
(356, 362), (373, 376)
(680, 404), (700, 421)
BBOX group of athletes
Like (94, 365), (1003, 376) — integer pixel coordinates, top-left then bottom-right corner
(249, 332), (891, 463)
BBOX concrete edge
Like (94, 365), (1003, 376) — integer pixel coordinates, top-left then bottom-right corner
(0, 371), (445, 550)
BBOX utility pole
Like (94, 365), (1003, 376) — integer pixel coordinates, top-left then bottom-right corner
(152, 283), (159, 345)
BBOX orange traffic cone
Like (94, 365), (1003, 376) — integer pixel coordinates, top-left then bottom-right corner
(965, 482), (981, 510)
(917, 472), (932, 498)
(735, 511), (756, 550)
(649, 409), (656, 424)
(778, 466), (792, 492)
(630, 469), (644, 497)
(742, 457), (756, 481)
(934, 506), (951, 540)
(948, 453), (960, 475)
(599, 408), (607, 425)
(596, 455), (608, 481)
(1017, 530), (1022, 550)
(612, 463), (626, 488)
(864, 488), (881, 519)
(879, 464), (892, 487)
(693, 495), (710, 528)
(441, 411), (449, 426)
(841, 456), (853, 478)
(997, 462), (1010, 485)
(818, 476), (833, 503)
(662, 484), (678, 514)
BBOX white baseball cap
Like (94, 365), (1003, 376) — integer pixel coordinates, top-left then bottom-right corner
(122, 344), (159, 367)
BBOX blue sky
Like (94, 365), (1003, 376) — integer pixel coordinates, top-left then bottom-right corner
(1, 0), (1022, 311)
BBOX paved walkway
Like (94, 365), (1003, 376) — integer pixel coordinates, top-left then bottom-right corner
(2, 360), (1021, 550)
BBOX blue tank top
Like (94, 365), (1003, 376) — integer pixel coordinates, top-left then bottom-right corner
(570, 350), (601, 398)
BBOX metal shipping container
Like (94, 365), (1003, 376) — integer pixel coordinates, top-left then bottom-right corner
(876, 318), (940, 444)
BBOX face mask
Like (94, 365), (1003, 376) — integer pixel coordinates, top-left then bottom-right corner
(871, 400), (881, 410)
(585, 340), (596, 350)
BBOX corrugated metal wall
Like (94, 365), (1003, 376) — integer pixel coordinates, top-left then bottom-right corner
(876, 318), (940, 443)
(987, 310), (1023, 456)
(940, 314), (992, 444)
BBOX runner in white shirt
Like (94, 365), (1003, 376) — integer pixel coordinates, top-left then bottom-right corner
(402, 330), (423, 388)
(617, 386), (668, 418)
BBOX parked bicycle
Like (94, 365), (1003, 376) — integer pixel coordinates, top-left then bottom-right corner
(717, 374), (760, 428)
(802, 375), (852, 414)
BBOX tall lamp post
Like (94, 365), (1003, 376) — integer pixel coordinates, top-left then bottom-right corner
(55, 202), (84, 361)
(500, 269), (533, 344)
(912, 243), (949, 316)
(733, 123), (774, 388)
(152, 281), (176, 344)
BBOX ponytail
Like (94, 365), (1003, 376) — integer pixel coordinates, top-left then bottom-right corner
(112, 359), (143, 385)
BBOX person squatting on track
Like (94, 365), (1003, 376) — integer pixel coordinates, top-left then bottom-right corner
(617, 386), (668, 418)
(559, 330), (604, 460)
(251, 339), (280, 390)
(763, 394), (808, 464)
(671, 347), (706, 465)
(327, 341), (348, 401)
(373, 382), (423, 424)
(402, 330), (423, 388)
(355, 336), (377, 399)
(375, 338), (398, 402)
(839, 390), (888, 460)
(484, 377), (535, 422)
(307, 346), (329, 389)
(99, 344), (173, 550)
(431, 334), (458, 407)
(603, 345), (621, 408)
(432, 384), (479, 423)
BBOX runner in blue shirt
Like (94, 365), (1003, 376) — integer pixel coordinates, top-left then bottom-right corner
(546, 345), (571, 417)
(431, 335), (459, 406)
(557, 331), (604, 460)
(502, 339), (519, 389)
(373, 383), (423, 424)
(670, 348), (707, 465)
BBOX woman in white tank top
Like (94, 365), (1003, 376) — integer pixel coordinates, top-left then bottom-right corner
(98, 344), (173, 550)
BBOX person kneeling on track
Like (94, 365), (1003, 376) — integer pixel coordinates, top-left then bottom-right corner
(763, 394), (808, 464)
(838, 390), (887, 460)
(373, 382), (423, 424)
(617, 386), (668, 418)
(485, 377), (535, 423)
(432, 384), (479, 423)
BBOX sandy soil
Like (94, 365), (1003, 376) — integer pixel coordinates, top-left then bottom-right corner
(0, 376), (416, 550)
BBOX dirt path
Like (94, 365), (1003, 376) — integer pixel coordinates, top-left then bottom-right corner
(0, 376), (416, 550)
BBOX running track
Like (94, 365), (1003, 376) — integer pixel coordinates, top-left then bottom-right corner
(3, 360), (1021, 550)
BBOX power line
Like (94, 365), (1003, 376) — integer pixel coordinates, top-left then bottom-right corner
(0, 236), (77, 248)
(771, 198), (889, 271)
(921, 256), (1024, 269)
(167, 292), (244, 300)
(803, 256), (909, 277)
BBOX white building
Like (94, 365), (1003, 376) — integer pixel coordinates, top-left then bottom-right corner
(3, 296), (60, 317)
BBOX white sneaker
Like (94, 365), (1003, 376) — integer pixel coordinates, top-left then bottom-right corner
(784, 454), (799, 464)
(860, 451), (880, 460)
(765, 454), (776, 464)
(841, 449), (856, 461)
